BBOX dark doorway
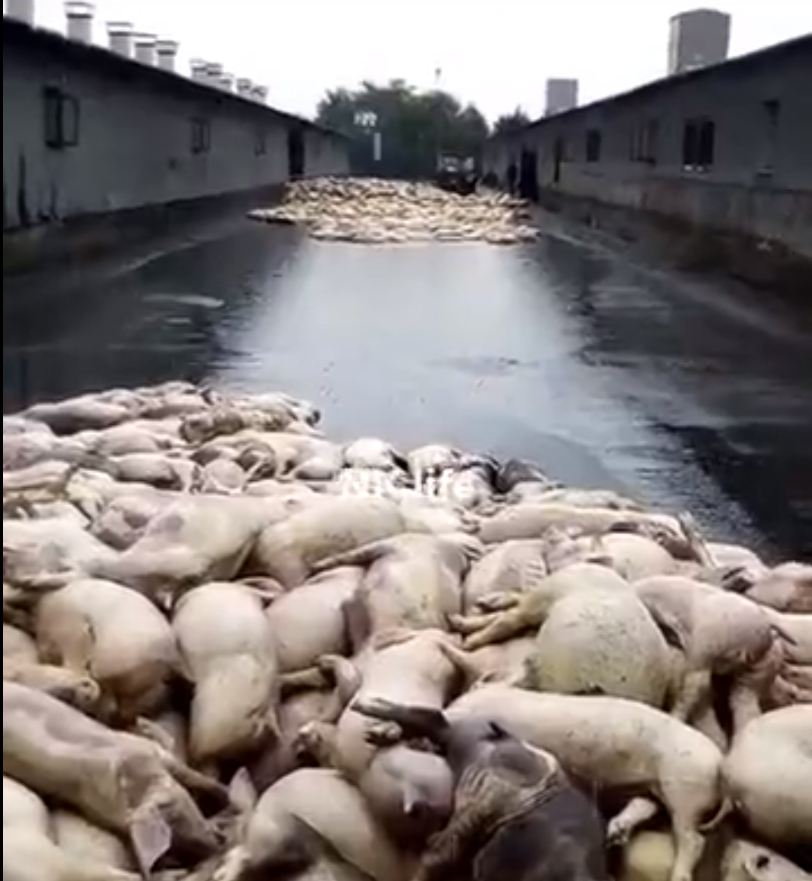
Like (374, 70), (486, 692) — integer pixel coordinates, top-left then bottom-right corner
(518, 148), (539, 201)
(553, 137), (564, 184)
(287, 126), (305, 179)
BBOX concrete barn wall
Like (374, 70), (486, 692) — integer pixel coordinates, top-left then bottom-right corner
(484, 37), (812, 260)
(3, 21), (349, 231)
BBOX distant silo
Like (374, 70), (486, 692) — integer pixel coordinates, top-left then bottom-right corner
(6, 0), (35, 24)
(545, 78), (579, 115)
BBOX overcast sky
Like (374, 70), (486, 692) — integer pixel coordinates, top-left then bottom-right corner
(28, 0), (811, 121)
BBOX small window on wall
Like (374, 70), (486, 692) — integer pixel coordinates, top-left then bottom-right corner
(190, 117), (211, 154)
(255, 127), (267, 156)
(759, 99), (780, 175)
(43, 86), (80, 149)
(585, 129), (602, 163)
(630, 119), (659, 164)
(682, 117), (715, 170)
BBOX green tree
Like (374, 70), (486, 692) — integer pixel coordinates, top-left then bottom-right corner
(493, 108), (532, 135)
(316, 80), (490, 178)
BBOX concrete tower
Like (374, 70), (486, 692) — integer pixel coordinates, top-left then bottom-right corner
(668, 9), (731, 74)
(544, 78), (579, 116)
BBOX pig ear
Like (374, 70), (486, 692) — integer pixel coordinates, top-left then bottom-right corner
(130, 802), (172, 877)
(228, 767), (257, 814)
(745, 853), (772, 880)
(402, 781), (423, 816)
(488, 721), (511, 740)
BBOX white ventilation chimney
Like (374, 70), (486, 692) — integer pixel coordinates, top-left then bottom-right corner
(204, 62), (222, 87)
(156, 39), (178, 71)
(218, 72), (235, 91)
(107, 21), (133, 56)
(236, 77), (253, 98)
(190, 59), (209, 82)
(134, 33), (157, 65)
(252, 85), (268, 104)
(6, 0), (35, 24)
(65, 1), (94, 43)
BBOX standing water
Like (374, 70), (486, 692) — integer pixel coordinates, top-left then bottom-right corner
(4, 216), (811, 559)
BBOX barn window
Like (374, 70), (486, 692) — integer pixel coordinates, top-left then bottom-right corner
(255, 127), (267, 156)
(682, 117), (715, 169)
(585, 129), (602, 163)
(630, 119), (659, 164)
(759, 99), (780, 174)
(43, 86), (80, 149)
(190, 117), (211, 154)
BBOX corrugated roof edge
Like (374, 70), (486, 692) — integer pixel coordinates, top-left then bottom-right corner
(488, 31), (812, 143)
(2, 14), (349, 141)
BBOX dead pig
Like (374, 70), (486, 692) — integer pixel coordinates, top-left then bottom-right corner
(4, 776), (139, 881)
(353, 696), (609, 881)
(3, 681), (226, 876)
(444, 684), (727, 881)
(214, 768), (414, 881)
(722, 705), (811, 854)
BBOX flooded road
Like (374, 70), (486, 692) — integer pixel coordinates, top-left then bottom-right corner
(4, 216), (811, 559)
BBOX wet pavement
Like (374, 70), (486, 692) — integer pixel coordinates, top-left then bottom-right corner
(4, 214), (811, 559)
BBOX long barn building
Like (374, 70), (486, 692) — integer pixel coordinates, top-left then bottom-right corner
(2, 10), (348, 234)
(485, 34), (811, 262)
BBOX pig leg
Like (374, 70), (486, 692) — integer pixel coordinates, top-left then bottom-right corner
(212, 845), (249, 881)
(729, 680), (763, 734)
(279, 668), (330, 694)
(658, 767), (724, 881)
(414, 793), (500, 881)
(294, 721), (339, 766)
(435, 640), (488, 684)
(692, 704), (728, 751)
(163, 756), (231, 809)
(448, 611), (501, 636)
(136, 717), (183, 754)
(312, 538), (396, 573)
(473, 591), (522, 613)
(342, 594), (371, 654)
(668, 820), (707, 881)
(607, 796), (661, 846)
(319, 655), (363, 706)
(457, 607), (535, 651)
(782, 664), (812, 697)
(729, 640), (782, 731)
(669, 667), (711, 724)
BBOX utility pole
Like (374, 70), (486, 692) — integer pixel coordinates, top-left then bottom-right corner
(354, 110), (380, 171)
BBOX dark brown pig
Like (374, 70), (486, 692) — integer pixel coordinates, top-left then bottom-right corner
(353, 696), (609, 881)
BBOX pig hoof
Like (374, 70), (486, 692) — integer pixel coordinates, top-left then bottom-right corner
(475, 593), (517, 613)
(292, 723), (323, 760)
(447, 614), (468, 633)
(213, 846), (247, 881)
(365, 721), (403, 747)
(463, 633), (489, 651)
(316, 654), (342, 679)
(606, 816), (633, 847)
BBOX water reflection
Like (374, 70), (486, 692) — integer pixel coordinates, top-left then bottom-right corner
(4, 217), (811, 559)
(4, 220), (306, 407)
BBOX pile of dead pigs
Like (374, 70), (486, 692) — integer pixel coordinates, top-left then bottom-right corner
(249, 177), (541, 245)
(3, 380), (810, 881)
